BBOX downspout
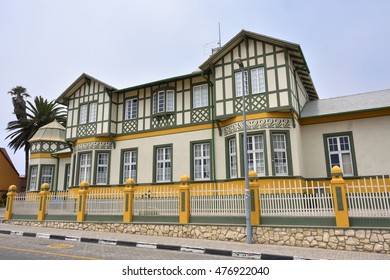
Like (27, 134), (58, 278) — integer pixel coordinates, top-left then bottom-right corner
(201, 70), (217, 185)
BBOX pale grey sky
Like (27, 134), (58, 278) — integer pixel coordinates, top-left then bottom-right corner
(1, 0), (389, 175)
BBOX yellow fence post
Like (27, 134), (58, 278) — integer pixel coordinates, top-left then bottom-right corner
(4, 185), (17, 220)
(179, 175), (190, 224)
(249, 171), (260, 225)
(331, 166), (350, 227)
(123, 178), (135, 223)
(76, 181), (89, 222)
(37, 183), (50, 221)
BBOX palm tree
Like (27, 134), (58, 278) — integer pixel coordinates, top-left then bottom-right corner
(6, 96), (67, 179)
(8, 86), (31, 121)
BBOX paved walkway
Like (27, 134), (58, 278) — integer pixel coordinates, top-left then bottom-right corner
(1, 220), (389, 260)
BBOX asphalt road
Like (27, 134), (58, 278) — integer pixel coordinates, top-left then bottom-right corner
(0, 234), (242, 260)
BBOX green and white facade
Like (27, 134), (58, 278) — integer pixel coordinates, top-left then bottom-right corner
(27, 30), (390, 191)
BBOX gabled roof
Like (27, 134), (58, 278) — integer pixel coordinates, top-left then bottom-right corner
(0, 147), (19, 176)
(301, 89), (390, 118)
(199, 29), (318, 100)
(56, 73), (116, 104)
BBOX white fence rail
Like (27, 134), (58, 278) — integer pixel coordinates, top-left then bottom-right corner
(190, 183), (246, 216)
(259, 180), (335, 217)
(133, 186), (179, 216)
(12, 192), (39, 215)
(86, 189), (123, 215)
(347, 176), (390, 217)
(46, 191), (77, 215)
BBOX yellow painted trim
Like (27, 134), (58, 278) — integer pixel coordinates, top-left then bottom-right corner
(220, 112), (293, 127)
(56, 153), (72, 159)
(300, 108), (390, 125)
(30, 153), (54, 159)
(115, 123), (213, 141)
(74, 137), (111, 145)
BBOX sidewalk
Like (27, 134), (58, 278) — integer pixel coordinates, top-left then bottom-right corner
(1, 221), (390, 260)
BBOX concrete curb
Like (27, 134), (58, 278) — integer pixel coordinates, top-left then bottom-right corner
(0, 229), (303, 260)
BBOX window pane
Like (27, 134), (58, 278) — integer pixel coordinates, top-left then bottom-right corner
(126, 98), (138, 120)
(158, 91), (165, 113)
(194, 143), (210, 180)
(193, 84), (208, 108)
(166, 90), (174, 111)
(273, 134), (288, 175)
(41, 166), (54, 186)
(235, 71), (248, 97)
(123, 150), (137, 183)
(79, 104), (88, 124)
(96, 153), (109, 184)
(156, 147), (171, 182)
(79, 153), (91, 183)
(251, 67), (265, 94)
(229, 138), (237, 178)
(247, 135), (265, 175)
(29, 166), (38, 191)
(342, 153), (353, 175)
(89, 103), (97, 122)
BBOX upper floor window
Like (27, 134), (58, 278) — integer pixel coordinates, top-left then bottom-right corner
(193, 84), (208, 108)
(79, 102), (98, 124)
(125, 98), (138, 120)
(153, 90), (174, 114)
(235, 67), (265, 97)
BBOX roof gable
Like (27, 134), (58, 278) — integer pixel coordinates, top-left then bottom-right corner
(56, 73), (116, 104)
(199, 29), (318, 100)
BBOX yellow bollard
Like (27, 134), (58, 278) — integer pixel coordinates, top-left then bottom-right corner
(4, 185), (17, 220)
(179, 175), (190, 224)
(330, 166), (350, 227)
(37, 183), (50, 221)
(123, 178), (135, 223)
(76, 181), (89, 222)
(249, 171), (260, 225)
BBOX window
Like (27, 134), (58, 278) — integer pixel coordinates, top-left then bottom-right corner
(251, 67), (265, 94)
(235, 67), (265, 96)
(153, 90), (175, 114)
(272, 133), (288, 175)
(326, 135), (355, 176)
(79, 153), (92, 183)
(155, 147), (172, 182)
(64, 164), (71, 190)
(194, 143), (211, 180)
(41, 166), (54, 188)
(79, 103), (97, 124)
(125, 98), (138, 120)
(79, 104), (88, 124)
(235, 70), (248, 97)
(247, 135), (265, 175)
(193, 84), (208, 108)
(228, 138), (238, 178)
(29, 166), (38, 191)
(96, 153), (109, 185)
(123, 150), (137, 183)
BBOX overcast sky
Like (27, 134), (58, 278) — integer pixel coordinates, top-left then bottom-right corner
(1, 0), (389, 176)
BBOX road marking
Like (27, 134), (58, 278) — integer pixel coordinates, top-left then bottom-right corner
(47, 244), (74, 249)
(0, 245), (102, 260)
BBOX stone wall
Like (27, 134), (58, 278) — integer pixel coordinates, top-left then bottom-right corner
(3, 220), (390, 254)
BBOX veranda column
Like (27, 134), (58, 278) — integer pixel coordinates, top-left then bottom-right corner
(179, 175), (190, 224)
(77, 181), (89, 222)
(123, 178), (135, 223)
(330, 166), (350, 227)
(4, 185), (17, 220)
(249, 171), (260, 225)
(37, 183), (50, 221)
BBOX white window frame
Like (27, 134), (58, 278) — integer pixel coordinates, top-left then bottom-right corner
(79, 104), (88, 124)
(272, 133), (288, 175)
(153, 90), (175, 114)
(193, 84), (208, 108)
(228, 138), (238, 178)
(79, 153), (92, 184)
(194, 143), (211, 180)
(64, 164), (71, 190)
(40, 165), (54, 188)
(29, 166), (38, 191)
(327, 135), (354, 176)
(125, 98), (138, 120)
(79, 103), (98, 124)
(247, 135), (265, 176)
(235, 70), (248, 97)
(123, 150), (137, 183)
(251, 67), (265, 94)
(96, 153), (109, 185)
(156, 147), (172, 182)
(88, 102), (97, 122)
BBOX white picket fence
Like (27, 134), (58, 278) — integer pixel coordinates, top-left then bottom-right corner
(86, 189), (123, 215)
(12, 192), (40, 215)
(133, 186), (179, 216)
(259, 180), (335, 217)
(346, 176), (390, 217)
(46, 191), (78, 215)
(190, 183), (246, 216)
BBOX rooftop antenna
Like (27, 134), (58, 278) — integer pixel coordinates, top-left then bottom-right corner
(203, 23), (222, 56)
